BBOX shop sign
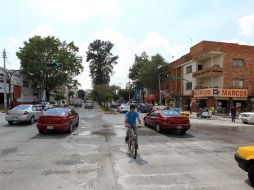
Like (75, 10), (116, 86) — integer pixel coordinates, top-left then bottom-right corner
(194, 88), (248, 98)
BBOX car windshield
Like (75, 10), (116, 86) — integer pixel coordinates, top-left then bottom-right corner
(45, 108), (66, 115)
(13, 105), (31, 111)
(161, 110), (181, 116)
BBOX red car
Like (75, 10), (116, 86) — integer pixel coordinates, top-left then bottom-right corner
(37, 108), (79, 134)
(144, 109), (190, 134)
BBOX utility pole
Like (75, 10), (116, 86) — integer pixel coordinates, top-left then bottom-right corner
(2, 49), (7, 112)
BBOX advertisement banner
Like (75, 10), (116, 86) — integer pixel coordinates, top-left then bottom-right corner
(193, 88), (248, 98)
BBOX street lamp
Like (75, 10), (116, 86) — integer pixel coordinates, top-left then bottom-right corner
(0, 68), (20, 109)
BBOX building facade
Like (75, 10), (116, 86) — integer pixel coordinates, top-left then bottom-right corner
(167, 41), (254, 113)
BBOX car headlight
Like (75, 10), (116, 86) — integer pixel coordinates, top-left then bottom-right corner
(237, 149), (240, 155)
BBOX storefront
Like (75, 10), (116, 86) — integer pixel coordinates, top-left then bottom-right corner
(192, 88), (248, 113)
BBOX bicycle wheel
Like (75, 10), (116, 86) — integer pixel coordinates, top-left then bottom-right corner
(132, 138), (137, 159)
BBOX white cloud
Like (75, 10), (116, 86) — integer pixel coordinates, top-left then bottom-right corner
(78, 29), (187, 89)
(29, 0), (120, 22)
(238, 14), (254, 36)
(222, 38), (247, 45)
(29, 24), (55, 37)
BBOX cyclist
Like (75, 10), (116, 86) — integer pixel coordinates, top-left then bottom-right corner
(125, 104), (142, 148)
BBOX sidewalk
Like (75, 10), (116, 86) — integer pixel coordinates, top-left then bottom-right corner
(190, 112), (239, 122)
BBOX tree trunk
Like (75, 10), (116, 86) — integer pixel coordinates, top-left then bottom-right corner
(46, 89), (50, 102)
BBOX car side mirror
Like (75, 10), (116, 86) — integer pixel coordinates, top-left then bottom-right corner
(147, 113), (150, 116)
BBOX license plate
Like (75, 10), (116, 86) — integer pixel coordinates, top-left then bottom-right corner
(177, 126), (182, 129)
(47, 126), (54, 130)
(13, 116), (18, 120)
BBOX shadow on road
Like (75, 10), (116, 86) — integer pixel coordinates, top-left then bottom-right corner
(144, 126), (195, 138)
(245, 179), (253, 188)
(30, 132), (71, 139)
(128, 154), (148, 165)
(1, 123), (33, 128)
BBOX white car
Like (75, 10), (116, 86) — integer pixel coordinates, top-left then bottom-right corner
(117, 103), (130, 113)
(239, 112), (254, 124)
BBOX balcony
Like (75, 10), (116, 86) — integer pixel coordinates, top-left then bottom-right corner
(193, 66), (223, 78)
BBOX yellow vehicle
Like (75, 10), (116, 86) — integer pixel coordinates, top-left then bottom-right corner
(173, 108), (190, 117)
(235, 146), (254, 187)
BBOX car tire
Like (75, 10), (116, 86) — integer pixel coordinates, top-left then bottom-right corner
(156, 123), (162, 133)
(76, 118), (79, 127)
(248, 165), (254, 187)
(8, 121), (13, 125)
(144, 118), (148, 126)
(38, 130), (45, 134)
(29, 116), (35, 124)
(179, 129), (187, 135)
(67, 122), (73, 134)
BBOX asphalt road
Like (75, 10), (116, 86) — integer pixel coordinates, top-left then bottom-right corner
(0, 106), (254, 190)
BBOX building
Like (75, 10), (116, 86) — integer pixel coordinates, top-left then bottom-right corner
(168, 41), (254, 113)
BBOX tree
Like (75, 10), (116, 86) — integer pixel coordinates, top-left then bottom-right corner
(77, 89), (86, 100)
(91, 84), (115, 106)
(129, 52), (150, 101)
(86, 40), (118, 85)
(16, 36), (83, 101)
(129, 53), (167, 101)
(141, 54), (167, 94)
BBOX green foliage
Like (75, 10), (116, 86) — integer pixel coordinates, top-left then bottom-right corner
(86, 40), (118, 85)
(77, 89), (86, 100)
(16, 36), (83, 101)
(129, 52), (167, 93)
(55, 92), (65, 101)
(68, 91), (75, 98)
(91, 84), (115, 106)
(117, 88), (134, 102)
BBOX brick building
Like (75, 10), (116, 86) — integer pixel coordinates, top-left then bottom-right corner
(164, 41), (254, 113)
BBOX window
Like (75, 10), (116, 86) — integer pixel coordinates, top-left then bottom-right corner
(232, 59), (244, 68)
(186, 82), (192, 90)
(232, 79), (244, 88)
(23, 80), (29, 87)
(186, 65), (192, 74)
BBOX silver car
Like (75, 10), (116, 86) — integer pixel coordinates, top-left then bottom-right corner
(5, 104), (44, 125)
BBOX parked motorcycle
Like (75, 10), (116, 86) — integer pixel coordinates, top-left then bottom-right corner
(197, 108), (212, 118)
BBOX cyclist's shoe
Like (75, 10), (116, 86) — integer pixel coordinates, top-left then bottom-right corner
(125, 136), (128, 143)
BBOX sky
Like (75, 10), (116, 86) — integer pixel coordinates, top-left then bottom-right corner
(1, 0), (254, 90)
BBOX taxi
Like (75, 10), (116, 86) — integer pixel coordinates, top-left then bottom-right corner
(235, 146), (254, 187)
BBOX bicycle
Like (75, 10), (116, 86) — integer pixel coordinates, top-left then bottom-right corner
(125, 125), (143, 159)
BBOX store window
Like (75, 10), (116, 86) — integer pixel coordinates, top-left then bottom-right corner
(186, 82), (192, 90)
(232, 79), (244, 88)
(232, 59), (244, 68)
(186, 65), (192, 74)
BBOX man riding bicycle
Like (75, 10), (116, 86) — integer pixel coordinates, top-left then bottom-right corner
(125, 104), (142, 148)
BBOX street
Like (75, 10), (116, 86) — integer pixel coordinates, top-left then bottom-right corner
(0, 106), (254, 190)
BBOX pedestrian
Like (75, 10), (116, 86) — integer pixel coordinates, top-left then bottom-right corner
(32, 99), (36, 105)
(230, 106), (236, 122)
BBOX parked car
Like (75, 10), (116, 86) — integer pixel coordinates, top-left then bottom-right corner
(84, 101), (94, 109)
(72, 98), (82, 107)
(36, 108), (79, 134)
(143, 109), (191, 134)
(235, 146), (254, 187)
(117, 103), (130, 113)
(41, 102), (54, 110)
(137, 103), (152, 113)
(5, 104), (44, 124)
(173, 107), (190, 117)
(239, 112), (254, 124)
(152, 105), (167, 111)
(111, 101), (121, 108)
